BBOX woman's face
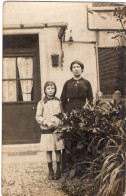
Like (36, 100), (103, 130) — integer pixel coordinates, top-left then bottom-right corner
(45, 85), (55, 97)
(71, 63), (82, 77)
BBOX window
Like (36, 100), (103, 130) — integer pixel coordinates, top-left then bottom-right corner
(2, 57), (34, 102)
(98, 47), (126, 95)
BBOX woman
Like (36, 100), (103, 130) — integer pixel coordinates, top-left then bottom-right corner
(61, 60), (93, 113)
(60, 60), (93, 172)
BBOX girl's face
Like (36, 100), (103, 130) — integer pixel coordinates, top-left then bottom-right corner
(72, 64), (82, 77)
(45, 85), (55, 97)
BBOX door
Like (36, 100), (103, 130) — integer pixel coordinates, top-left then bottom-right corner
(2, 34), (41, 144)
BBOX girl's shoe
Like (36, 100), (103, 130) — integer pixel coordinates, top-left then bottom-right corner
(55, 170), (61, 180)
(48, 170), (54, 180)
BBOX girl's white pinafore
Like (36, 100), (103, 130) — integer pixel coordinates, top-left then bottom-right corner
(36, 97), (65, 151)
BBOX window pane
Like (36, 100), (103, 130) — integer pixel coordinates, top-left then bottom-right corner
(3, 58), (16, 79)
(20, 80), (33, 101)
(17, 57), (33, 79)
(2, 57), (34, 102)
(2, 81), (17, 102)
(17, 57), (34, 101)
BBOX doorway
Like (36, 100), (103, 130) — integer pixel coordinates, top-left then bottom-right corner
(2, 34), (41, 144)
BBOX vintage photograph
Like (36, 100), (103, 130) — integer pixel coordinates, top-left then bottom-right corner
(2, 1), (126, 196)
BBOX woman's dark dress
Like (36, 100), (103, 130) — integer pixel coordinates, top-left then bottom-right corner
(60, 77), (93, 171)
(60, 77), (93, 113)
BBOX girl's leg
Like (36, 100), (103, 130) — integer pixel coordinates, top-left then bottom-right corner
(55, 150), (61, 162)
(46, 151), (52, 162)
(46, 151), (54, 180)
(55, 150), (61, 180)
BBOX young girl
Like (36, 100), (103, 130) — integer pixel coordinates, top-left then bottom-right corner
(36, 81), (65, 180)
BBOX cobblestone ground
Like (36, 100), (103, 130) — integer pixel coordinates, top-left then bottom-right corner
(2, 154), (70, 196)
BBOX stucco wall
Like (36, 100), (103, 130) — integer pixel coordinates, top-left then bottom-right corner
(3, 2), (95, 42)
(39, 35), (98, 100)
(3, 2), (125, 47)
(98, 31), (126, 47)
(48, 42), (98, 99)
(88, 9), (126, 30)
(87, 7), (126, 47)
(39, 28), (63, 98)
(62, 42), (98, 98)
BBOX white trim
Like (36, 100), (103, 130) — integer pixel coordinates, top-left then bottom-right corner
(3, 22), (68, 30)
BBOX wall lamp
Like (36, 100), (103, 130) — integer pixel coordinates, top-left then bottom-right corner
(68, 30), (73, 43)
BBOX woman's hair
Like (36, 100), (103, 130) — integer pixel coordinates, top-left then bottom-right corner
(70, 60), (84, 72)
(44, 81), (57, 96)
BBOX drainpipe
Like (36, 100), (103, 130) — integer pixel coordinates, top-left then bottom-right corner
(87, 6), (100, 94)
(95, 41), (100, 93)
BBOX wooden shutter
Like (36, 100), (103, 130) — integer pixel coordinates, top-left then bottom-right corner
(98, 47), (126, 95)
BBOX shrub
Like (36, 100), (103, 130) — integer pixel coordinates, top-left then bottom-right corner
(55, 100), (125, 196)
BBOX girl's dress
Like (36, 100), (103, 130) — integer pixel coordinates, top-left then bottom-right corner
(36, 96), (65, 151)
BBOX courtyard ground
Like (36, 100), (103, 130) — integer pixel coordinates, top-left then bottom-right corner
(1, 145), (70, 196)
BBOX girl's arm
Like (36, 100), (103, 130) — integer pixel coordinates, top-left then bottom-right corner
(36, 100), (53, 127)
(35, 100), (47, 125)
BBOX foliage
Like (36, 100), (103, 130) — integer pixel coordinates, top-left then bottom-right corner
(55, 100), (125, 196)
(112, 6), (126, 54)
(114, 6), (126, 31)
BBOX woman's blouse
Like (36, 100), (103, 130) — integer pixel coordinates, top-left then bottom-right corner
(36, 96), (62, 130)
(60, 77), (93, 113)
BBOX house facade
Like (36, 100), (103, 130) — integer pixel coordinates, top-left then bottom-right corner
(2, 2), (126, 144)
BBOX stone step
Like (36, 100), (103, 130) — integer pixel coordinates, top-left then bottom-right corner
(2, 143), (40, 154)
(2, 144), (56, 163)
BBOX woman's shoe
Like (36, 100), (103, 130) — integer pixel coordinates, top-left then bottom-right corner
(55, 170), (61, 180)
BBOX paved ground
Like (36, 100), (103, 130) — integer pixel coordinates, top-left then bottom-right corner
(1, 145), (70, 196)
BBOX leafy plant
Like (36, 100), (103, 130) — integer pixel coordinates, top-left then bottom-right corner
(112, 6), (126, 54)
(55, 100), (125, 196)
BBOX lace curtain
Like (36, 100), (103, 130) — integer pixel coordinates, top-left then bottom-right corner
(17, 57), (33, 101)
(2, 58), (17, 102)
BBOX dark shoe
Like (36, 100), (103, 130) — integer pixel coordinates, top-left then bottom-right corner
(55, 170), (61, 180)
(48, 170), (54, 180)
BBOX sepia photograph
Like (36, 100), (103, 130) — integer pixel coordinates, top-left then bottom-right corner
(1, 1), (126, 196)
